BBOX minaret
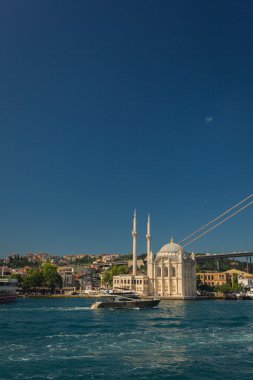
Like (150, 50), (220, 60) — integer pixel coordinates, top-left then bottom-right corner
(132, 209), (137, 276)
(147, 213), (152, 277)
(146, 213), (151, 257)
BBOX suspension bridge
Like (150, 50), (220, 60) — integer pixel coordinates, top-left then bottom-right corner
(178, 194), (253, 265)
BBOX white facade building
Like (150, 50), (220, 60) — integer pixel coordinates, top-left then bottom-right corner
(238, 275), (253, 289)
(113, 212), (197, 299)
(147, 239), (196, 298)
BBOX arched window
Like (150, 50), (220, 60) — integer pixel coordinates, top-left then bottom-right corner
(164, 267), (168, 277)
(171, 266), (176, 277)
(157, 267), (161, 277)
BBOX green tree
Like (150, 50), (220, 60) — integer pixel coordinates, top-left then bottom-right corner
(29, 268), (44, 288)
(11, 273), (24, 285)
(139, 265), (147, 274)
(232, 273), (238, 289)
(73, 256), (95, 265)
(42, 263), (62, 293)
(197, 258), (252, 273)
(101, 270), (113, 287)
(22, 276), (33, 293)
(196, 275), (201, 288)
(20, 268), (44, 293)
(111, 265), (128, 276)
(231, 273), (243, 292)
(196, 275), (214, 291)
(114, 254), (133, 261)
(198, 283), (215, 292)
(217, 284), (232, 294)
(8, 255), (37, 268)
(102, 265), (129, 287)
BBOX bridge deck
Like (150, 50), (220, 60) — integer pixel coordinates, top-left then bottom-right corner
(195, 251), (253, 260)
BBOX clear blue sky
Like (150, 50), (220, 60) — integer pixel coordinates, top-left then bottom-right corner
(0, 0), (253, 257)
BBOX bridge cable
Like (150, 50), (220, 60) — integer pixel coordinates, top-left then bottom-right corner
(182, 201), (253, 248)
(178, 193), (253, 245)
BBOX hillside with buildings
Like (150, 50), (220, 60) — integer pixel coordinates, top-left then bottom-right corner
(0, 252), (145, 295)
(1, 250), (252, 296)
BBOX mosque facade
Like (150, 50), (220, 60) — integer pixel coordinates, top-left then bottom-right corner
(113, 211), (196, 299)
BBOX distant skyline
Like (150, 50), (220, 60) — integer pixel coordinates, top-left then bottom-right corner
(0, 1), (253, 257)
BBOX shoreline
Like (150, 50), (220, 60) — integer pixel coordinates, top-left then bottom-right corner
(17, 294), (225, 300)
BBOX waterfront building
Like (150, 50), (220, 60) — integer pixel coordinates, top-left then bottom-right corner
(113, 274), (149, 294)
(113, 212), (197, 299)
(239, 275), (253, 289)
(224, 268), (252, 278)
(226, 269), (253, 289)
(197, 269), (253, 288)
(197, 271), (231, 287)
(101, 254), (120, 263)
(57, 266), (75, 288)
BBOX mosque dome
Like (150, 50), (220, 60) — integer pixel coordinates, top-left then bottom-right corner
(156, 238), (185, 257)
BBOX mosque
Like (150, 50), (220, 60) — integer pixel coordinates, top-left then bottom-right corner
(113, 211), (197, 299)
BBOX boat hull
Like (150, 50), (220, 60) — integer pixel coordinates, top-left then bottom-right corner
(0, 294), (16, 303)
(91, 299), (160, 309)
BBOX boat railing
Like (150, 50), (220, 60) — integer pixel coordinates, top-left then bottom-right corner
(0, 278), (18, 288)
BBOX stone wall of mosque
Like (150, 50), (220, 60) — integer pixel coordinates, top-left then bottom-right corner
(147, 255), (196, 298)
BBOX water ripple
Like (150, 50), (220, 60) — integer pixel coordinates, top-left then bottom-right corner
(1, 298), (253, 379)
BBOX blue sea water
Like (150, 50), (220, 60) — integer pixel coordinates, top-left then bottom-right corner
(1, 298), (253, 380)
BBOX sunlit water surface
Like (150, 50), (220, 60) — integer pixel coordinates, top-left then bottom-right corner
(1, 298), (253, 379)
